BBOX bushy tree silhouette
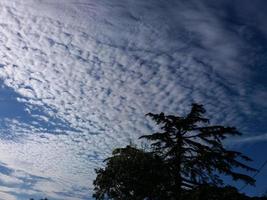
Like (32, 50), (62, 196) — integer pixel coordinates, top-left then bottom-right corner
(93, 145), (171, 200)
(93, 104), (257, 200)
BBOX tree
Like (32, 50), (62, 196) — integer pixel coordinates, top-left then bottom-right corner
(93, 103), (257, 200)
(93, 145), (171, 200)
(140, 103), (256, 199)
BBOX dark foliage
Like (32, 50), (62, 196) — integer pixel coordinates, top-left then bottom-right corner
(93, 145), (172, 200)
(93, 104), (257, 200)
(140, 103), (256, 197)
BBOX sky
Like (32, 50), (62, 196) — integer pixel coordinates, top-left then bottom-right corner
(0, 0), (266, 199)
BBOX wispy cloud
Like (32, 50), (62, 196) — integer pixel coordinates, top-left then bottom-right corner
(0, 0), (265, 199)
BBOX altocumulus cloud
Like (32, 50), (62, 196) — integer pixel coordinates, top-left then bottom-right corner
(0, 0), (265, 199)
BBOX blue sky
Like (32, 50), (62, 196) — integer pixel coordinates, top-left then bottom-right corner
(0, 0), (266, 199)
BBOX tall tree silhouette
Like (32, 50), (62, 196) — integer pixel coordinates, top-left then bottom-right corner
(93, 104), (257, 200)
(140, 103), (256, 199)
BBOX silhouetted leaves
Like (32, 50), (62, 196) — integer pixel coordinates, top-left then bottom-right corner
(141, 104), (256, 191)
(93, 104), (257, 200)
(93, 145), (172, 200)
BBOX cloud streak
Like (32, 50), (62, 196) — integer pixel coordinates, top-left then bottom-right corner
(0, 0), (265, 199)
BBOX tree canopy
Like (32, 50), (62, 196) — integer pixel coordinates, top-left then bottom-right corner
(93, 103), (258, 200)
(140, 104), (256, 196)
(93, 145), (171, 200)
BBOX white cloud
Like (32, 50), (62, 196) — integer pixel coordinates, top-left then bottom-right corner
(0, 190), (18, 200)
(0, 0), (265, 199)
(0, 174), (23, 185)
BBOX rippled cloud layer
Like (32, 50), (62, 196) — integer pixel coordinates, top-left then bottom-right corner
(0, 0), (266, 199)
